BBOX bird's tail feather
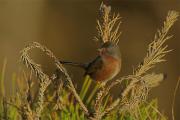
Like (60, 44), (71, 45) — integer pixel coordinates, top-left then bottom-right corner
(59, 60), (87, 69)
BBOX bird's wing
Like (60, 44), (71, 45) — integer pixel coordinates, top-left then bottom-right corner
(85, 56), (103, 76)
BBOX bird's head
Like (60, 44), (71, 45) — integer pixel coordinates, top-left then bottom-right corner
(98, 41), (121, 58)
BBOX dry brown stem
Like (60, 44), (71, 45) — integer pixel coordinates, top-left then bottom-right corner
(20, 42), (89, 119)
(95, 2), (122, 44)
(104, 10), (179, 114)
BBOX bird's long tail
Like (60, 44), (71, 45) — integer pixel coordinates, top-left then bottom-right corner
(59, 60), (87, 69)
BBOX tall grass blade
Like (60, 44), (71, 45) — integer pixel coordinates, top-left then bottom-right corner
(172, 77), (180, 120)
(80, 75), (90, 98)
(86, 84), (99, 105)
(80, 78), (91, 100)
(0, 58), (7, 98)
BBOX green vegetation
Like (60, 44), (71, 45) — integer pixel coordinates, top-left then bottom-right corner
(0, 2), (179, 120)
(0, 68), (167, 120)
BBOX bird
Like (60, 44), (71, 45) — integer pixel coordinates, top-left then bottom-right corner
(59, 41), (121, 84)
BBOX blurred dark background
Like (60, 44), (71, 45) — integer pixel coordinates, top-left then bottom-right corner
(0, 0), (179, 119)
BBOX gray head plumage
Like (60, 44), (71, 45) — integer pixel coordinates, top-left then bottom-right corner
(99, 42), (121, 59)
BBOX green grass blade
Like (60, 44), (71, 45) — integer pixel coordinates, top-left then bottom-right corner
(102, 94), (110, 110)
(81, 78), (91, 100)
(12, 73), (16, 96)
(0, 58), (7, 98)
(86, 84), (99, 105)
(80, 75), (89, 98)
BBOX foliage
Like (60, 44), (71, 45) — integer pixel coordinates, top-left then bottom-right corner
(0, 2), (179, 120)
(0, 69), (167, 120)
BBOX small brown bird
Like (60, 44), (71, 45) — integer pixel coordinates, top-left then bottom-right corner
(60, 41), (121, 83)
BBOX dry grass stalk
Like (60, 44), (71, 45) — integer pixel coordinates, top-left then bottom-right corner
(20, 42), (89, 119)
(51, 71), (64, 110)
(142, 73), (165, 88)
(95, 2), (122, 44)
(20, 42), (54, 119)
(135, 11), (179, 76)
(119, 11), (179, 112)
(20, 103), (34, 120)
(101, 10), (179, 116)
